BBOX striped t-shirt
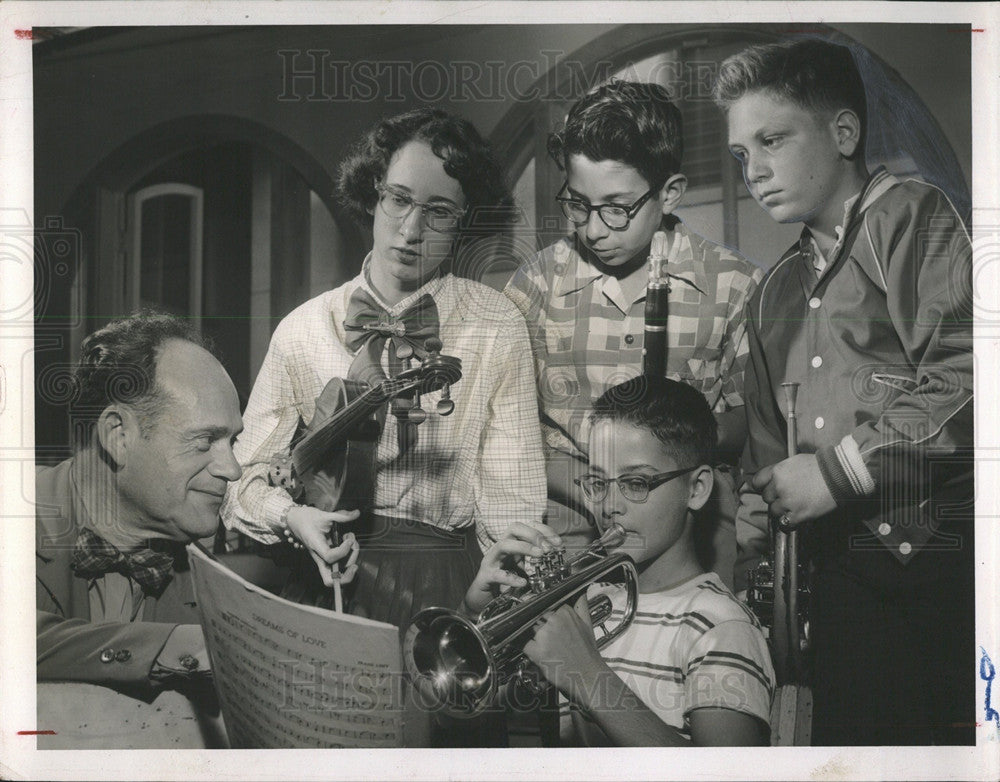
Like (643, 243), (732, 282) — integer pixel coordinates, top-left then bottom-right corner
(566, 572), (775, 745)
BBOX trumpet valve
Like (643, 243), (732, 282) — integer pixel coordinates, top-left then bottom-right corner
(524, 558), (546, 593)
(526, 546), (572, 592)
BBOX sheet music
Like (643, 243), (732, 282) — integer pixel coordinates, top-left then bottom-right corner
(188, 546), (404, 748)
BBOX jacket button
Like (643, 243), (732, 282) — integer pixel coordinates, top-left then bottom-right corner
(878, 522), (891, 536)
(115, 649), (132, 663)
(624, 334), (635, 345)
(815, 417), (825, 429)
(809, 297), (821, 309)
(899, 542), (912, 556)
(99, 648), (115, 664)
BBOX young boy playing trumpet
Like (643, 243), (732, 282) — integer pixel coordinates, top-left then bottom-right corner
(464, 376), (774, 746)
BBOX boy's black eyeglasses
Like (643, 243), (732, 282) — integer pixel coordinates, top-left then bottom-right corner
(555, 182), (659, 231)
(574, 466), (698, 504)
(375, 181), (467, 233)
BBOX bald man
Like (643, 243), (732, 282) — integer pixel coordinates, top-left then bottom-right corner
(35, 312), (245, 693)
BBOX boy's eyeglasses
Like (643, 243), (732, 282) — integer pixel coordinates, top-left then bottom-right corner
(574, 466), (698, 504)
(375, 182), (467, 233)
(555, 182), (659, 231)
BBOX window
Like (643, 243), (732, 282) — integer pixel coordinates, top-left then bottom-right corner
(127, 183), (204, 326)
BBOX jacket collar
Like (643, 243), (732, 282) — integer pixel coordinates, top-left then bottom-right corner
(797, 166), (898, 268)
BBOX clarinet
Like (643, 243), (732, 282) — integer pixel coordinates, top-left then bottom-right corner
(642, 231), (670, 377)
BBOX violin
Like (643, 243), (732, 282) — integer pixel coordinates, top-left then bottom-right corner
(268, 337), (462, 513)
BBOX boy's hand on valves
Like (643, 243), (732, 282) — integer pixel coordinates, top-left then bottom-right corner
(463, 521), (561, 617)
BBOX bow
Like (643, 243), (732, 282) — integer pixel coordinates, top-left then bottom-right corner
(70, 527), (177, 598)
(344, 289), (440, 363)
(343, 289), (441, 453)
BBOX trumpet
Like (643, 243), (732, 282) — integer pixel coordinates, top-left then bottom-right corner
(402, 524), (638, 716)
(746, 382), (810, 683)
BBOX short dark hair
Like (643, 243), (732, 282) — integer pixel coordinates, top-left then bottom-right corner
(548, 80), (684, 188)
(70, 310), (210, 449)
(590, 376), (716, 468)
(336, 108), (517, 235)
(713, 38), (867, 152)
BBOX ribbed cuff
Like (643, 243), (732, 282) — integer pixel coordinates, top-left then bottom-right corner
(816, 446), (851, 504)
(816, 435), (877, 504)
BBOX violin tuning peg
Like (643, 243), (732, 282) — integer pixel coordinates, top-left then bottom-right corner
(436, 383), (454, 416)
(424, 337), (443, 355)
(406, 389), (427, 424)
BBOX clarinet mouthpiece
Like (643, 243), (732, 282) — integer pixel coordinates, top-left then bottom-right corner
(648, 231), (669, 283)
(650, 230), (668, 259)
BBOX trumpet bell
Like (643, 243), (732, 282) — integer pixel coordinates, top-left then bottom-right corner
(402, 538), (638, 717)
(403, 608), (498, 715)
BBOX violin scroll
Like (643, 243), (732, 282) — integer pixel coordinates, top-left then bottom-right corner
(395, 337), (462, 424)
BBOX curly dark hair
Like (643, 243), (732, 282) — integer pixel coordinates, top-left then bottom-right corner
(336, 108), (517, 236)
(70, 310), (211, 449)
(713, 38), (867, 157)
(548, 80), (684, 188)
(590, 376), (716, 468)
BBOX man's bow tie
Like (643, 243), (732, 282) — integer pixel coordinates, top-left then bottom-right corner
(70, 527), (177, 598)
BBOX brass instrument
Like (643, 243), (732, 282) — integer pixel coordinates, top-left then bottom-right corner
(402, 523), (638, 716)
(746, 382), (810, 683)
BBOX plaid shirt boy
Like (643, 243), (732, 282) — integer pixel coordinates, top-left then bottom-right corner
(505, 218), (763, 462)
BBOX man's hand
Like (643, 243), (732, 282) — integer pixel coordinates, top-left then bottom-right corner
(522, 593), (606, 702)
(463, 521), (561, 617)
(750, 453), (836, 527)
(285, 505), (361, 587)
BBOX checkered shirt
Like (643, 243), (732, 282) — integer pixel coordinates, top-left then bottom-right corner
(505, 220), (764, 459)
(222, 263), (547, 552)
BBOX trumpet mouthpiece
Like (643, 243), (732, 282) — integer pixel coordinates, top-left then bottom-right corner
(597, 522), (626, 550)
(781, 381), (800, 412)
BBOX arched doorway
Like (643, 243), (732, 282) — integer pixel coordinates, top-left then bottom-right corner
(37, 115), (359, 454)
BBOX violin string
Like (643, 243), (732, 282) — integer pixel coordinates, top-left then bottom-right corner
(291, 357), (461, 467)
(294, 381), (403, 467)
(295, 384), (385, 465)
